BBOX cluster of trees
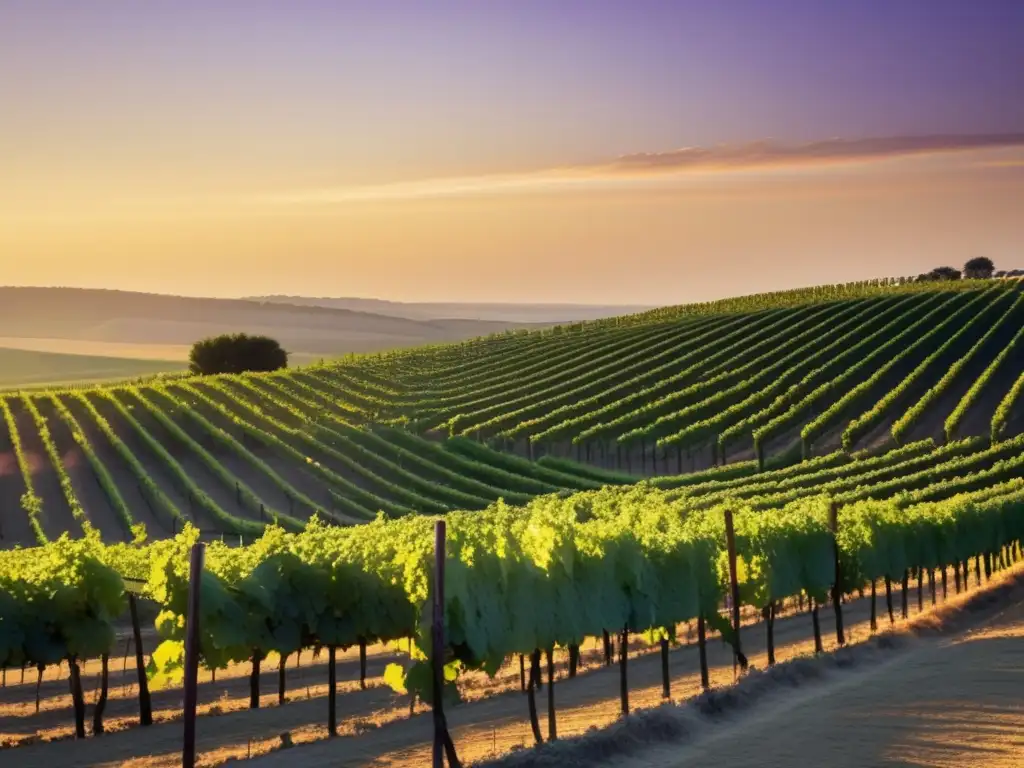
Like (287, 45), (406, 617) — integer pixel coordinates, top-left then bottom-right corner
(188, 333), (288, 375)
(917, 257), (1000, 282)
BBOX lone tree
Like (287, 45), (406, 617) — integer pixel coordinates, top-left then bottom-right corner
(963, 257), (995, 279)
(189, 333), (288, 375)
(927, 266), (962, 281)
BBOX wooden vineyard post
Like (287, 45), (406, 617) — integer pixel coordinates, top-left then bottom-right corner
(431, 520), (461, 768)
(619, 625), (629, 716)
(885, 578), (894, 623)
(182, 542), (206, 768)
(917, 568), (923, 613)
(870, 582), (877, 631)
(128, 594), (153, 726)
(359, 638), (367, 690)
(901, 571), (909, 619)
(278, 655), (287, 705)
(828, 503), (845, 646)
(527, 650), (542, 744)
(660, 635), (670, 699)
(328, 646), (337, 736)
(810, 597), (823, 653)
(92, 653), (109, 735)
(723, 509), (745, 674)
(696, 614), (709, 690)
(68, 656), (86, 738)
(545, 647), (556, 741)
(249, 650), (262, 709)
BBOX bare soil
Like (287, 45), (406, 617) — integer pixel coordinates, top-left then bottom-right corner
(58, 394), (168, 539)
(36, 396), (127, 542)
(599, 572), (1024, 768)
(9, 397), (82, 540)
(0, 439), (33, 548)
(85, 393), (218, 531)
(112, 390), (262, 525)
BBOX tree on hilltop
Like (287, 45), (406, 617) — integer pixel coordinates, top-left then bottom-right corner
(189, 333), (288, 375)
(963, 257), (995, 279)
(925, 266), (962, 281)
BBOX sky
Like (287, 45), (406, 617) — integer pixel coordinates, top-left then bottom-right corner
(2, 0), (1023, 304)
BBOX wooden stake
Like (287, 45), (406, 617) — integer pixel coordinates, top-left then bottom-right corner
(327, 646), (337, 736)
(829, 503), (845, 645)
(431, 521), (461, 768)
(870, 582), (877, 631)
(92, 653), (109, 735)
(128, 594), (152, 726)
(696, 614), (709, 690)
(68, 657), (86, 739)
(885, 577), (894, 623)
(811, 597), (823, 653)
(723, 509), (745, 672)
(619, 626), (629, 716)
(249, 650), (261, 709)
(526, 650), (542, 744)
(546, 647), (556, 741)
(660, 635), (671, 699)
(359, 638), (367, 690)
(182, 542), (206, 768)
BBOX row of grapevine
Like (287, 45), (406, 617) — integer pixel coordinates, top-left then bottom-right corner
(844, 287), (1018, 449)
(637, 298), (888, 449)
(4, 475), (1023, 733)
(507, 303), (848, 445)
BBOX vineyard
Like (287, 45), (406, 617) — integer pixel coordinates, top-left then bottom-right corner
(2, 277), (1024, 765)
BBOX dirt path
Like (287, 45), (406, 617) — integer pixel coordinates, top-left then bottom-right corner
(616, 587), (1024, 768)
(36, 397), (127, 542)
(10, 397), (82, 540)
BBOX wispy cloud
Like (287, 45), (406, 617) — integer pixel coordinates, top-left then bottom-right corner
(604, 133), (1024, 173)
(257, 133), (1024, 205)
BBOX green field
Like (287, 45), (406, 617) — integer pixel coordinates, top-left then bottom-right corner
(0, 346), (186, 390)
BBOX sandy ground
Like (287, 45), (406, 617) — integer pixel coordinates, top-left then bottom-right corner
(614, 592), (1024, 768)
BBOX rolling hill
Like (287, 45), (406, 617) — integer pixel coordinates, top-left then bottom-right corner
(0, 288), (549, 374)
(1, 277), (1021, 548)
(247, 295), (655, 323)
(4, 276), (1024, 768)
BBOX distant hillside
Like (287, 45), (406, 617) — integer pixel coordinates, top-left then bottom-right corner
(247, 295), (654, 323)
(0, 346), (186, 390)
(0, 288), (547, 364)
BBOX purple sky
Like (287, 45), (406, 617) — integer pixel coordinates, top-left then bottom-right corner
(4, 0), (1022, 181)
(3, 1), (1023, 302)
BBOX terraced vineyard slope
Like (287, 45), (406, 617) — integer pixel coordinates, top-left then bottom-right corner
(1, 278), (1022, 548)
